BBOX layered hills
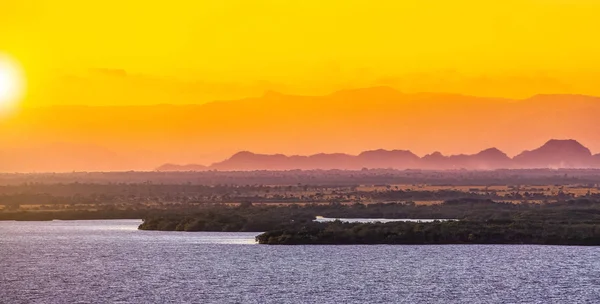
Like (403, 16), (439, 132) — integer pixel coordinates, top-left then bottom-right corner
(3, 87), (600, 172)
(158, 139), (600, 171)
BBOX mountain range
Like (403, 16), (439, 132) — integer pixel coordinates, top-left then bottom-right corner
(3, 86), (600, 172)
(157, 139), (600, 171)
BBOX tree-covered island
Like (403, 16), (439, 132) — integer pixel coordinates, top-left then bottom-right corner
(138, 199), (600, 246)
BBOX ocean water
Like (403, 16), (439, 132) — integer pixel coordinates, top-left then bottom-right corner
(1, 220), (599, 304)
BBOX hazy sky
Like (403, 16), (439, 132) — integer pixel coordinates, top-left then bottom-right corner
(1, 0), (600, 171)
(2, 0), (600, 106)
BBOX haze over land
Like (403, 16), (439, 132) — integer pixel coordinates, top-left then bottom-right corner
(3, 1), (600, 172)
(1, 88), (600, 172)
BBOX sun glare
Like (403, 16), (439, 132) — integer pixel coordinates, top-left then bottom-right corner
(0, 54), (25, 113)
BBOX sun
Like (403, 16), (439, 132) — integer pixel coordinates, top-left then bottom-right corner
(0, 54), (25, 113)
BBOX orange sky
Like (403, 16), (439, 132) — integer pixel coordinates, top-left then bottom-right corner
(2, 0), (600, 106)
(1, 0), (600, 171)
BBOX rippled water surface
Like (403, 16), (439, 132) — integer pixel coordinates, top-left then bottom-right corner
(2, 220), (600, 304)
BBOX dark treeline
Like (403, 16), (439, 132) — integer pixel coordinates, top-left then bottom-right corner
(255, 199), (600, 245)
(138, 201), (470, 232)
(139, 203), (314, 232)
(256, 220), (600, 246)
(138, 199), (600, 233)
(1, 169), (600, 186)
(8, 197), (600, 246)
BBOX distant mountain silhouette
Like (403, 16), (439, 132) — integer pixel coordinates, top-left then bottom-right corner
(513, 139), (593, 168)
(420, 152), (449, 169)
(4, 86), (600, 172)
(157, 139), (599, 171)
(420, 148), (513, 170)
(357, 149), (420, 169)
(467, 148), (513, 169)
(211, 152), (292, 171)
(210, 151), (359, 171)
